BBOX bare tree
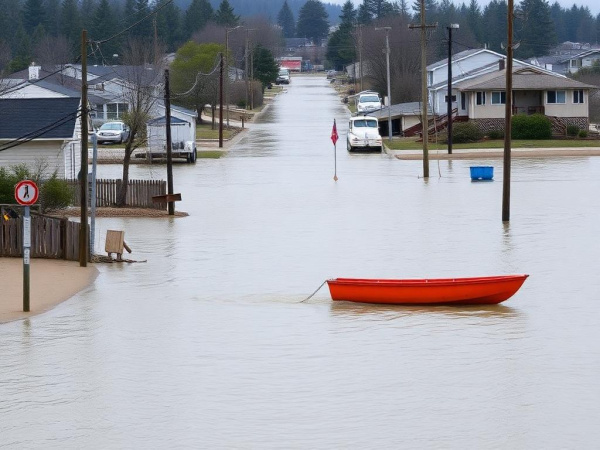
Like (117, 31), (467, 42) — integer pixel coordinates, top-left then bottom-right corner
(362, 16), (422, 103)
(0, 40), (11, 75)
(33, 36), (73, 66)
(116, 38), (164, 206)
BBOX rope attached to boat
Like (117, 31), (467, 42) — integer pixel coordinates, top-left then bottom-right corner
(300, 280), (328, 303)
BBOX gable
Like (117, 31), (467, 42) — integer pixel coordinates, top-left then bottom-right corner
(0, 97), (80, 140)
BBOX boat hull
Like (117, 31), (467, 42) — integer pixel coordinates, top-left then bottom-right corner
(327, 275), (529, 305)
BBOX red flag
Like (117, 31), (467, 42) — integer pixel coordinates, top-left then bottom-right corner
(331, 119), (338, 145)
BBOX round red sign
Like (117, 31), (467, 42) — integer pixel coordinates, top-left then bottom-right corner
(14, 180), (39, 206)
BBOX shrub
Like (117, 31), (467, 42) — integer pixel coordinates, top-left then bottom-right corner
(566, 125), (580, 137)
(451, 122), (483, 143)
(39, 174), (74, 212)
(512, 114), (552, 139)
(487, 129), (504, 139)
(578, 129), (588, 138)
(0, 164), (73, 211)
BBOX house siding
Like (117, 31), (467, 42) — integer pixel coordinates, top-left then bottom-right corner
(0, 140), (79, 179)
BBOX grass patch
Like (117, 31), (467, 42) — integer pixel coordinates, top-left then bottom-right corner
(386, 137), (600, 151)
(197, 150), (225, 159)
(196, 122), (240, 140)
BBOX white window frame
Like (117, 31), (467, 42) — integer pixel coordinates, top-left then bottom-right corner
(573, 89), (584, 104)
(547, 90), (566, 104)
(491, 91), (506, 105)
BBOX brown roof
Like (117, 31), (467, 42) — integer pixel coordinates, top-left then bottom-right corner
(458, 68), (597, 91)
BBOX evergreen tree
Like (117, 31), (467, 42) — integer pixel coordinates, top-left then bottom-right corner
(90, 0), (120, 63)
(296, 0), (329, 45)
(8, 25), (31, 72)
(23, 0), (46, 34)
(252, 45), (278, 89)
(466, 0), (483, 44)
(357, 3), (371, 24)
(412, 0), (438, 23)
(481, 0), (507, 52)
(44, 0), (61, 36)
(61, 0), (82, 53)
(398, 0), (411, 21)
(326, 0), (356, 70)
(80, 0), (97, 32)
(515, 0), (556, 58)
(131, 0), (152, 40)
(214, 0), (239, 27)
(155, 1), (181, 51)
(184, 0), (213, 37)
(277, 0), (296, 38)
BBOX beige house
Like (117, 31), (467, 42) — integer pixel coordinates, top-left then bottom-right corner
(455, 66), (596, 132)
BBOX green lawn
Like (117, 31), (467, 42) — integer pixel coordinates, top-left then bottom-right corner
(386, 137), (600, 151)
(196, 123), (240, 140)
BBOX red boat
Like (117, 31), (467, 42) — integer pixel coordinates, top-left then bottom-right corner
(326, 275), (529, 305)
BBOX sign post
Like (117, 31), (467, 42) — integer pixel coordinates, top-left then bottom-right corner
(15, 180), (39, 312)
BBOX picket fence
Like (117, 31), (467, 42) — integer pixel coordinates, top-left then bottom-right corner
(69, 179), (167, 210)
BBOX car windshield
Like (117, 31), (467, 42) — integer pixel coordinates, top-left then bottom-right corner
(279, 70), (289, 75)
(353, 119), (378, 128)
(360, 95), (380, 103)
(100, 123), (123, 130)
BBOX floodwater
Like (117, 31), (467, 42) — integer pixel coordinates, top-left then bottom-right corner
(2, 76), (600, 448)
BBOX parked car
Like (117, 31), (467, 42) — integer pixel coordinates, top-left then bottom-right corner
(347, 115), (383, 152)
(326, 70), (337, 79)
(276, 68), (291, 85)
(356, 92), (382, 114)
(95, 121), (130, 144)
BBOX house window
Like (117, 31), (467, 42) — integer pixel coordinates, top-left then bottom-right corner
(476, 91), (486, 105)
(491, 91), (506, 105)
(573, 90), (584, 104)
(106, 103), (129, 120)
(547, 90), (566, 104)
(427, 71), (433, 86)
(461, 92), (466, 110)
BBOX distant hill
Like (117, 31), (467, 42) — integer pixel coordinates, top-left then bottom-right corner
(173, 0), (343, 25)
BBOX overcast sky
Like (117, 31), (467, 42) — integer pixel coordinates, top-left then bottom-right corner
(328, 0), (600, 16)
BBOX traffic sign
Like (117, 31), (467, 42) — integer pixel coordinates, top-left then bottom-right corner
(14, 180), (39, 206)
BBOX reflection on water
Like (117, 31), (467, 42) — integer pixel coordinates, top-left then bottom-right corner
(1, 76), (600, 448)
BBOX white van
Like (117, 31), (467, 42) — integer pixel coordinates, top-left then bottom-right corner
(356, 92), (382, 114)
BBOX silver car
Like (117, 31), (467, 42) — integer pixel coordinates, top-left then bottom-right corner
(96, 121), (130, 144)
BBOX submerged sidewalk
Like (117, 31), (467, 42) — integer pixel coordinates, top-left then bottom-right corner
(388, 146), (600, 160)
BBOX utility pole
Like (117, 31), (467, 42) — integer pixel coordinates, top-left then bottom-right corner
(358, 25), (363, 92)
(79, 29), (89, 267)
(447, 24), (459, 155)
(244, 33), (249, 110)
(375, 27), (392, 142)
(250, 44), (254, 110)
(225, 26), (242, 128)
(219, 52), (224, 148)
(502, 0), (514, 222)
(409, 1), (437, 179)
(164, 69), (174, 216)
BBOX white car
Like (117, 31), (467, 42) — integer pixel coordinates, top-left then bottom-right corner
(276, 68), (290, 85)
(356, 92), (382, 114)
(347, 116), (383, 152)
(95, 121), (130, 144)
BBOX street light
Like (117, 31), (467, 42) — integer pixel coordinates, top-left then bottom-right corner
(244, 28), (257, 111)
(375, 27), (392, 143)
(447, 23), (459, 154)
(225, 25), (243, 128)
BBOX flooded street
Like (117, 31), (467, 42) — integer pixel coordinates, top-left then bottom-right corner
(2, 76), (600, 448)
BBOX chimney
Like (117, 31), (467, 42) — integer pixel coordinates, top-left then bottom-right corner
(499, 59), (505, 71)
(28, 62), (40, 80)
(545, 63), (553, 71)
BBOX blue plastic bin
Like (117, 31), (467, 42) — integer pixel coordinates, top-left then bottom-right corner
(470, 166), (494, 181)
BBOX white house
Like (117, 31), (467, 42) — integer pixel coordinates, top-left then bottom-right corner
(0, 97), (82, 179)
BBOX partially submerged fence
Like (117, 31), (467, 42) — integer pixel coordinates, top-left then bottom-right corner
(69, 179), (167, 210)
(0, 209), (82, 261)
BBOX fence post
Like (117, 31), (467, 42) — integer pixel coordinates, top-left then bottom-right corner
(60, 218), (67, 260)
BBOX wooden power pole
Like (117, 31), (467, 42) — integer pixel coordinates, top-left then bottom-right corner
(164, 69), (175, 216)
(502, 0), (514, 222)
(219, 52), (224, 148)
(79, 29), (89, 267)
(409, 1), (437, 179)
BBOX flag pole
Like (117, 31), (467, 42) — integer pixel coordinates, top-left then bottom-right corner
(331, 118), (338, 181)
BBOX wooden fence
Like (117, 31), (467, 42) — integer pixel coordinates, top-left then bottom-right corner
(69, 179), (167, 210)
(0, 211), (82, 261)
